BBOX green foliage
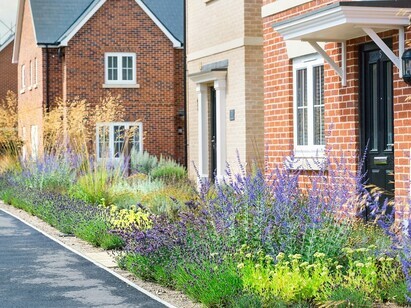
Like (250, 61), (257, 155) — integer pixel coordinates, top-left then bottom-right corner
(239, 251), (332, 304)
(172, 260), (242, 307)
(119, 252), (175, 287)
(150, 157), (186, 183)
(130, 150), (158, 175)
(70, 160), (125, 205)
(326, 287), (373, 307)
(74, 219), (124, 250)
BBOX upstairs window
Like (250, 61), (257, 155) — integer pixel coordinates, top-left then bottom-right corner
(293, 54), (325, 155)
(104, 53), (136, 85)
(21, 64), (26, 91)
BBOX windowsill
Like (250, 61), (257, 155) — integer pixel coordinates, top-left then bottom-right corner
(28, 86), (32, 91)
(20, 89), (25, 94)
(102, 83), (140, 89)
(33, 84), (38, 89)
(285, 148), (326, 171)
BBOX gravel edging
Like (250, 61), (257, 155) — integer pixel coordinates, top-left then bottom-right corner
(0, 201), (201, 308)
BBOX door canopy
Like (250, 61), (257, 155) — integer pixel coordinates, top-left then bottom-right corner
(273, 1), (411, 86)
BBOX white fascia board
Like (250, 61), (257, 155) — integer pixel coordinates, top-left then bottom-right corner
(12, 0), (25, 63)
(189, 70), (227, 84)
(0, 35), (15, 53)
(274, 6), (411, 41)
(58, 0), (107, 46)
(135, 0), (182, 48)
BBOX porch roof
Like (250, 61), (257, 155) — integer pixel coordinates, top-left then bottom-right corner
(273, 1), (411, 42)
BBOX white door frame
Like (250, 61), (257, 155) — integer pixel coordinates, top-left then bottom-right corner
(190, 70), (227, 181)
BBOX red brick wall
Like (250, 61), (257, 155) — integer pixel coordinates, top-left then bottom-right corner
(0, 40), (17, 100)
(18, 0), (44, 157)
(63, 0), (185, 164)
(263, 0), (411, 207)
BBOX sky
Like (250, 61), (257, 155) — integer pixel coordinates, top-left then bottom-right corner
(0, 0), (18, 45)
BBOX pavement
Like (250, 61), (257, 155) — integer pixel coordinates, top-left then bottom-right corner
(0, 209), (171, 308)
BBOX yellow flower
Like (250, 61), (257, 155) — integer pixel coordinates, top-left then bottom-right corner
(276, 252), (285, 261)
(237, 263), (244, 269)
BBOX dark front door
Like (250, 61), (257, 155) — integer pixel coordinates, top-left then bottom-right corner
(210, 87), (217, 179)
(361, 43), (394, 202)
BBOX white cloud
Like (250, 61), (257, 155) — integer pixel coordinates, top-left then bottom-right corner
(0, 0), (18, 44)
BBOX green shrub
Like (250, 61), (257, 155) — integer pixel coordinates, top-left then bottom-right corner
(74, 219), (123, 249)
(172, 260), (242, 307)
(130, 150), (158, 174)
(150, 157), (186, 183)
(326, 287), (373, 307)
(119, 252), (176, 287)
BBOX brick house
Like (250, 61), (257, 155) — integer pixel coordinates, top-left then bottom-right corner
(12, 0), (185, 163)
(0, 35), (17, 100)
(263, 0), (411, 208)
(187, 0), (264, 181)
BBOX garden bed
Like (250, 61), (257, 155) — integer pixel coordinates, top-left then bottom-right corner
(0, 151), (410, 307)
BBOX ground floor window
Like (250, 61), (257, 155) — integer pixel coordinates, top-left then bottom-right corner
(96, 122), (143, 159)
(30, 125), (38, 160)
(293, 53), (325, 156)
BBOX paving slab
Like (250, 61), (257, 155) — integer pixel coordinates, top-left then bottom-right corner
(0, 209), (171, 308)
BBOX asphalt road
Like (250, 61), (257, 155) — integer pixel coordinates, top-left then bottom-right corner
(0, 210), (168, 308)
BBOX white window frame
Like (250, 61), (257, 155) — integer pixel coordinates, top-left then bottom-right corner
(22, 126), (27, 161)
(293, 54), (325, 158)
(29, 60), (33, 89)
(96, 122), (143, 160)
(21, 64), (26, 93)
(104, 52), (137, 87)
(31, 125), (39, 160)
(34, 57), (38, 88)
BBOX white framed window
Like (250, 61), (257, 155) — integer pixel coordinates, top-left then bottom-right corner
(104, 53), (136, 86)
(34, 57), (38, 87)
(31, 125), (39, 160)
(293, 54), (325, 157)
(96, 122), (143, 159)
(21, 64), (26, 92)
(22, 126), (27, 161)
(30, 60), (33, 89)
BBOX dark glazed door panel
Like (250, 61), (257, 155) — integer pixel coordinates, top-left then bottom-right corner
(362, 47), (394, 196)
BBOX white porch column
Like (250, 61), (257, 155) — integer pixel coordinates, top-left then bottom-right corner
(214, 79), (227, 181)
(197, 84), (209, 179)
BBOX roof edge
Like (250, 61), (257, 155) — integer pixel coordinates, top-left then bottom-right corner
(135, 0), (183, 48)
(57, 0), (106, 46)
(12, 0), (25, 63)
(0, 34), (15, 53)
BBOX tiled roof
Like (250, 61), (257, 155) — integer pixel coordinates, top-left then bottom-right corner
(30, 0), (183, 44)
(30, 0), (97, 44)
(141, 0), (184, 43)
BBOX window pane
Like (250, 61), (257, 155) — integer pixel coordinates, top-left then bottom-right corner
(122, 56), (133, 81)
(108, 56), (118, 81)
(385, 62), (393, 151)
(114, 125), (125, 158)
(98, 126), (109, 159)
(313, 65), (325, 145)
(296, 69), (308, 145)
(128, 126), (140, 153)
(371, 63), (378, 151)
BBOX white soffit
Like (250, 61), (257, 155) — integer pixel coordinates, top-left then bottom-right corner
(285, 41), (326, 59)
(274, 6), (411, 42)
